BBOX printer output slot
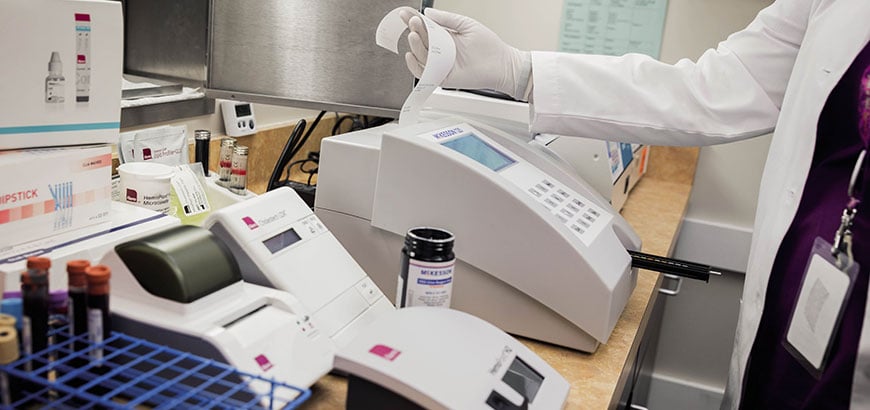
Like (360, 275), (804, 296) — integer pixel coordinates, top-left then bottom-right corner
(221, 304), (269, 329)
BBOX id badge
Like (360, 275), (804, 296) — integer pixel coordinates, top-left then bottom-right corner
(783, 237), (859, 377)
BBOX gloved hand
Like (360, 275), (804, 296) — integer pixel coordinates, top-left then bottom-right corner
(399, 8), (532, 101)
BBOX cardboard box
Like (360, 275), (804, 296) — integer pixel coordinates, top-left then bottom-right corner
(0, 0), (123, 149)
(0, 145), (112, 251)
(547, 138), (648, 211)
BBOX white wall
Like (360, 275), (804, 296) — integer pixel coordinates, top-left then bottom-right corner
(429, 1), (565, 52)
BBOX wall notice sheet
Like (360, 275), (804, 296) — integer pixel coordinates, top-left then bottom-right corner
(558, 0), (668, 58)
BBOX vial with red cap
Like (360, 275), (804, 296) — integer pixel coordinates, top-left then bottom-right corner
(67, 260), (90, 346)
(86, 265), (111, 364)
(21, 257), (50, 358)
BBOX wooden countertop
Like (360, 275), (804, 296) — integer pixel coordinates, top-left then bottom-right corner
(295, 145), (700, 410)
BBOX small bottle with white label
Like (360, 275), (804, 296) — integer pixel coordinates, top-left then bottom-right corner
(217, 137), (236, 187)
(229, 145), (249, 195)
(397, 227), (455, 308)
(45, 52), (65, 103)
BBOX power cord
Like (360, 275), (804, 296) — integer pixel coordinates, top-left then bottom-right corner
(268, 112), (395, 207)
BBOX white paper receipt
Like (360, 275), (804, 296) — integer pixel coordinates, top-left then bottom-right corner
(171, 165), (211, 217)
(376, 8), (456, 126)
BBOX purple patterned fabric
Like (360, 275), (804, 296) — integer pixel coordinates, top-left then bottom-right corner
(739, 42), (870, 408)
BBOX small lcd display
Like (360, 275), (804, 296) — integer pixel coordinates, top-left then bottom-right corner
(235, 103), (252, 117)
(262, 228), (302, 254)
(441, 133), (516, 172)
(502, 357), (544, 402)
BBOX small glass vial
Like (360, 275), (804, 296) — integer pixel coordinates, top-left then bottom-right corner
(86, 265), (111, 365)
(229, 145), (249, 195)
(397, 227), (455, 308)
(45, 52), (65, 103)
(217, 137), (237, 187)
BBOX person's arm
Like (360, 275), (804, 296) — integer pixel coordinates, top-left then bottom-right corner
(530, 0), (814, 145)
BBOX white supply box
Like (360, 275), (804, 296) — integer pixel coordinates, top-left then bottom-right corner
(0, 0), (123, 149)
(0, 201), (178, 293)
(0, 145), (112, 251)
(544, 138), (649, 211)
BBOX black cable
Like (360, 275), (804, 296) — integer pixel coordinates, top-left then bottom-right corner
(289, 110), (326, 162)
(332, 115), (356, 135)
(306, 167), (318, 186)
(267, 119), (306, 192)
(284, 156), (319, 186)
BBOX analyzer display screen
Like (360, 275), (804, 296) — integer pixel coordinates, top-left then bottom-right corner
(262, 228), (302, 254)
(441, 134), (515, 172)
(502, 357), (544, 402)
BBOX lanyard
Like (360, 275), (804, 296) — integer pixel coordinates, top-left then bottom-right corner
(834, 66), (870, 265)
(832, 150), (866, 267)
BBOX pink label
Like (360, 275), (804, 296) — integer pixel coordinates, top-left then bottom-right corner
(80, 154), (112, 171)
(369, 344), (401, 361)
(142, 148), (153, 161)
(243, 216), (259, 230)
(254, 354), (273, 371)
(74, 13), (91, 22)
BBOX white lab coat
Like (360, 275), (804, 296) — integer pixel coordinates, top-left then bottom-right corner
(528, 0), (870, 407)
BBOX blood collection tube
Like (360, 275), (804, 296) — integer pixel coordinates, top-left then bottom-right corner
(86, 265), (111, 364)
(21, 257), (50, 358)
(67, 260), (89, 345)
(0, 324), (19, 407)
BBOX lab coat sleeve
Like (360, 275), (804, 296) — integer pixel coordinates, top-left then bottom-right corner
(529, 0), (813, 146)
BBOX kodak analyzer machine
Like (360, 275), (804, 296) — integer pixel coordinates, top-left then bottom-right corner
(316, 116), (642, 352)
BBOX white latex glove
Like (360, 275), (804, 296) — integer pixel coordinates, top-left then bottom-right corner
(399, 8), (532, 101)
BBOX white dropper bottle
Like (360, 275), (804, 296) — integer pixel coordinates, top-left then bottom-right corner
(45, 51), (65, 103)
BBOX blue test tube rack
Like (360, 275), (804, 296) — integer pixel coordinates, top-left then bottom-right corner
(0, 326), (311, 409)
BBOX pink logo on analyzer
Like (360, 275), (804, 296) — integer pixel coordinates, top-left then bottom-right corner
(369, 344), (401, 361)
(254, 354), (273, 371)
(125, 189), (137, 202)
(242, 216), (259, 230)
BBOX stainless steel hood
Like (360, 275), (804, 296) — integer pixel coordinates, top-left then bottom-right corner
(207, 0), (421, 118)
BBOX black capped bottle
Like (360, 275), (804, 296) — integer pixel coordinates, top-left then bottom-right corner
(397, 227), (456, 308)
